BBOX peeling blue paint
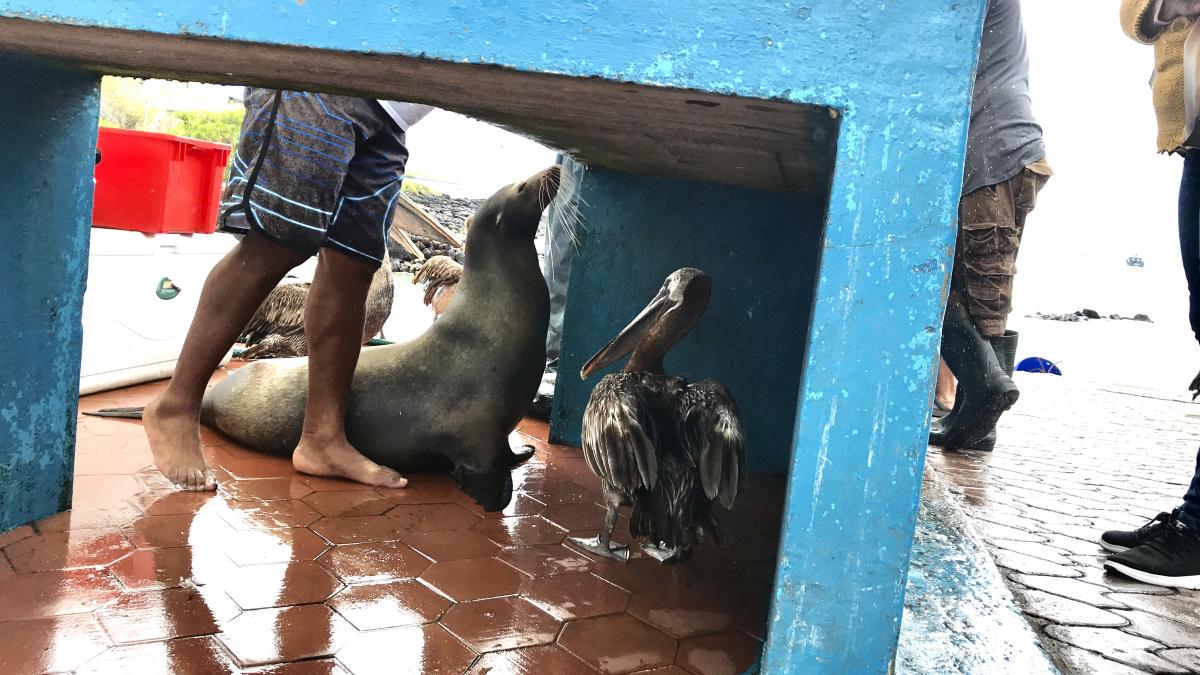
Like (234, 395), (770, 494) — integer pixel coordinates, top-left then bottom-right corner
(0, 1), (988, 671)
(0, 55), (98, 531)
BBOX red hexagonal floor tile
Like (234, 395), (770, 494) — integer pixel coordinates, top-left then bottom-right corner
(419, 557), (523, 602)
(472, 516), (568, 547)
(496, 544), (595, 578)
(220, 560), (344, 610)
(626, 580), (740, 639)
(328, 579), (451, 630)
(110, 546), (236, 591)
(302, 491), (393, 517)
(440, 596), (561, 653)
(126, 513), (234, 549)
(74, 635), (238, 674)
(220, 527), (331, 565)
(402, 530), (500, 562)
(244, 660), (350, 675)
(301, 475), (382, 492)
(558, 614), (677, 674)
(96, 586), (240, 643)
(0, 524), (34, 548)
(458, 493), (547, 519)
(218, 499), (322, 530)
(128, 491), (221, 516)
(525, 480), (599, 506)
(220, 477), (313, 501)
(466, 645), (596, 675)
(520, 572), (630, 620)
(590, 556), (704, 596)
(676, 631), (763, 675)
(2, 529), (134, 573)
(337, 624), (474, 675)
(309, 516), (405, 545)
(0, 568), (123, 620)
(540, 502), (608, 532)
(0, 614), (112, 673)
(378, 478), (462, 506)
(386, 503), (481, 532)
(216, 604), (358, 668)
(317, 541), (432, 584)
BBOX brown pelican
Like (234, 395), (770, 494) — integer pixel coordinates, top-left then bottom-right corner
(237, 252), (395, 359)
(238, 193), (460, 359)
(568, 268), (745, 563)
(413, 254), (463, 318)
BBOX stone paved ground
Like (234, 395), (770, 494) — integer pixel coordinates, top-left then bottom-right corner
(928, 372), (1200, 674)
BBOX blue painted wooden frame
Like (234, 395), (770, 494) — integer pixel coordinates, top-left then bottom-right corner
(0, 55), (98, 531)
(0, 1), (987, 671)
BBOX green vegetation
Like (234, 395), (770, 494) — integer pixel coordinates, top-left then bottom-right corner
(402, 174), (443, 196)
(170, 109), (245, 145)
(98, 76), (244, 146)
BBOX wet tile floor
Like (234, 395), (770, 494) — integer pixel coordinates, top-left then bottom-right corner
(0, 372), (783, 674)
(928, 374), (1200, 674)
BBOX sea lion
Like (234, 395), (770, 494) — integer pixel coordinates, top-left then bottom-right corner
(199, 166), (558, 510)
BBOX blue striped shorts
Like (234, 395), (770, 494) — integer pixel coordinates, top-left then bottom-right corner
(219, 89), (408, 266)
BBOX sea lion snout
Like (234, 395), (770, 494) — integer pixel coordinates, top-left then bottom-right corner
(480, 165), (563, 240)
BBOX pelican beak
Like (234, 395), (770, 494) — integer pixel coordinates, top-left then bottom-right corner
(580, 284), (671, 380)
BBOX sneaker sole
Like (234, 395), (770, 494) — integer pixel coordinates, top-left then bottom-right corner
(1098, 540), (1129, 554)
(1103, 560), (1200, 590)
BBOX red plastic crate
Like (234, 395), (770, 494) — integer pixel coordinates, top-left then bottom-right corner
(92, 127), (231, 235)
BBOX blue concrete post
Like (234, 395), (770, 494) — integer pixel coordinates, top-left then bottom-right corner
(0, 56), (99, 531)
(0, 1), (988, 670)
(552, 170), (827, 475)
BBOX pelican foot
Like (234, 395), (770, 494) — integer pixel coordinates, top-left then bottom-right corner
(641, 541), (683, 564)
(568, 536), (629, 562)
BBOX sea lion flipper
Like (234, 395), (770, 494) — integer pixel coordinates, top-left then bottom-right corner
(453, 463), (514, 513)
(510, 445), (536, 467)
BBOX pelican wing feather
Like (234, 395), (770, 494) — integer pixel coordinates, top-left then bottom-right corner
(581, 372), (659, 493)
(679, 379), (745, 509)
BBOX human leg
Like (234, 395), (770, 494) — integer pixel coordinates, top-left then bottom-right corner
(933, 357), (956, 417)
(291, 247), (407, 488)
(145, 233), (308, 490)
(543, 154), (583, 365)
(931, 168), (1045, 450)
(1103, 450), (1200, 590)
(290, 98), (408, 488)
(1178, 150), (1200, 347)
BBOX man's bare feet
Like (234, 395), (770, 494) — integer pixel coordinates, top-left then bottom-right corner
(143, 396), (217, 491)
(292, 434), (408, 489)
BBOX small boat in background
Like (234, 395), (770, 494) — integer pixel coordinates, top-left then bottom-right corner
(1126, 255), (1144, 268)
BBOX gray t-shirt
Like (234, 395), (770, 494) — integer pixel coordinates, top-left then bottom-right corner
(962, 0), (1046, 195)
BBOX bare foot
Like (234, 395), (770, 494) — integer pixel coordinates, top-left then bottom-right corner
(293, 435), (408, 489)
(143, 396), (217, 491)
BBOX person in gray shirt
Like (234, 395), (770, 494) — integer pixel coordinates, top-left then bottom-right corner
(930, 0), (1052, 452)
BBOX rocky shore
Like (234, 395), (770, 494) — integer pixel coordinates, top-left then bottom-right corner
(1028, 309), (1152, 323)
(389, 191), (551, 274)
(388, 193), (477, 273)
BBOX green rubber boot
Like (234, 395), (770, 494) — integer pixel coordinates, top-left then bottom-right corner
(928, 296), (1019, 450)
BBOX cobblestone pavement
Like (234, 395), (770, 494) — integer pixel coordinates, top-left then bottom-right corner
(928, 372), (1200, 674)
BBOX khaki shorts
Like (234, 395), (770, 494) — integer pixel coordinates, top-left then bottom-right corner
(953, 165), (1049, 337)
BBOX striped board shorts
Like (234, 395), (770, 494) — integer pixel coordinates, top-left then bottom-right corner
(219, 88), (409, 266)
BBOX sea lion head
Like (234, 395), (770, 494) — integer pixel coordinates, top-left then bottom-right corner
(467, 165), (561, 243)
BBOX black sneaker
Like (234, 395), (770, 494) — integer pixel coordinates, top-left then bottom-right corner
(1103, 519), (1200, 590)
(1099, 510), (1176, 553)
